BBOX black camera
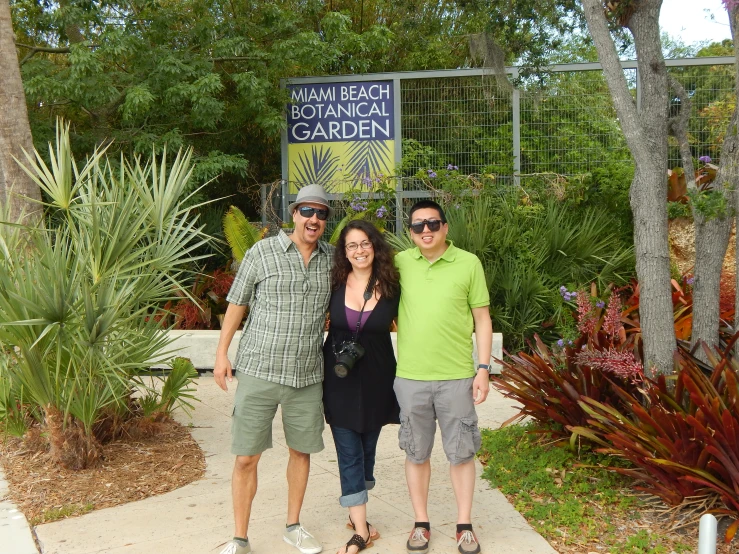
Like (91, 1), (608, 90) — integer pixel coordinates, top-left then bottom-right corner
(333, 340), (365, 378)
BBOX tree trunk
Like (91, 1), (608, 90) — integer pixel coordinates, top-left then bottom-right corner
(45, 404), (102, 470)
(670, 78), (732, 358)
(726, 6), (739, 357)
(631, 167), (675, 376)
(0, 0), (42, 223)
(693, 202), (732, 357)
(582, 0), (675, 376)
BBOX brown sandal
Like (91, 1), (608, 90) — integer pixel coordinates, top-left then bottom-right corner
(340, 533), (372, 553)
(346, 518), (381, 541)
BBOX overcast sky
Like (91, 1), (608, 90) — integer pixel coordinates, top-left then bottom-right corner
(659, 0), (732, 46)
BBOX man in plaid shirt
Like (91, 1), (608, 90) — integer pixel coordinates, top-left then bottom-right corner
(214, 185), (334, 554)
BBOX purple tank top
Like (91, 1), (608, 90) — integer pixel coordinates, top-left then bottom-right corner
(345, 306), (372, 332)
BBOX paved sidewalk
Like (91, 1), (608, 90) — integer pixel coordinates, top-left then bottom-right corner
(31, 375), (557, 554)
(0, 469), (38, 554)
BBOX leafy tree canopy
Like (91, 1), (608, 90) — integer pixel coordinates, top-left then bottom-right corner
(11, 0), (598, 212)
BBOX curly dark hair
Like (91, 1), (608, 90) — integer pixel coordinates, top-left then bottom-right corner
(331, 220), (399, 299)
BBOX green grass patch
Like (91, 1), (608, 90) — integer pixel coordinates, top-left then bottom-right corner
(479, 423), (691, 553)
(30, 502), (94, 525)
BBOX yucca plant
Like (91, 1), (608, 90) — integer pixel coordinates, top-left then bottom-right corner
(0, 122), (211, 469)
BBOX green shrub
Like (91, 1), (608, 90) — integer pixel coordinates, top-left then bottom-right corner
(444, 191), (635, 349)
(667, 201), (691, 220)
(0, 123), (211, 469)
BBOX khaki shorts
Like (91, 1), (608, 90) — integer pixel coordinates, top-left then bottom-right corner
(231, 373), (325, 456)
(393, 377), (481, 465)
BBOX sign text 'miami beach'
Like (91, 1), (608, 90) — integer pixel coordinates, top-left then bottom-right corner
(287, 81), (395, 143)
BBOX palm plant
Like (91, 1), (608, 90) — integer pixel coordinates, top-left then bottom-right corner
(531, 199), (635, 290)
(444, 192), (635, 349)
(0, 123), (211, 469)
(385, 228), (415, 253)
(223, 205), (267, 262)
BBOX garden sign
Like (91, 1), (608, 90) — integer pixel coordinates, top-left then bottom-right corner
(286, 80), (396, 193)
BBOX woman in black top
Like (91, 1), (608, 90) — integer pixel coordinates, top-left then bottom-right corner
(323, 219), (400, 554)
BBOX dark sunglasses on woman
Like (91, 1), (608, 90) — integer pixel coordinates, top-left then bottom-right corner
(409, 219), (443, 234)
(298, 206), (330, 220)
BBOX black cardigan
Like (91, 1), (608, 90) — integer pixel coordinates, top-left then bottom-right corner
(322, 284), (400, 433)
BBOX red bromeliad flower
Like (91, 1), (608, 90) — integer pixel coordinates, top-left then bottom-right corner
(575, 348), (644, 383)
(576, 293), (597, 335)
(603, 295), (624, 337)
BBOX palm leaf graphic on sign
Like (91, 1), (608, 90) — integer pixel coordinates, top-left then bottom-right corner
(293, 145), (341, 190)
(344, 140), (392, 182)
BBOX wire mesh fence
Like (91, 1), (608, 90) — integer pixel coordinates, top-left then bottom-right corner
(276, 57), (735, 234)
(401, 76), (515, 184)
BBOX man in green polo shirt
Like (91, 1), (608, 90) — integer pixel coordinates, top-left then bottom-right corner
(394, 199), (493, 554)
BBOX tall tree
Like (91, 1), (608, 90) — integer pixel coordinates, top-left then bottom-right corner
(667, 31), (736, 357)
(581, 0), (675, 376)
(670, 76), (732, 359)
(717, 1), (739, 355)
(0, 0), (41, 221)
(11, 0), (596, 208)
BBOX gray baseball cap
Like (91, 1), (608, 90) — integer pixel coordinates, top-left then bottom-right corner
(287, 184), (334, 217)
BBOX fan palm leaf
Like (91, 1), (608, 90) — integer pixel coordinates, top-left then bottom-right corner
(293, 145), (341, 189)
(223, 205), (266, 262)
(344, 140), (392, 182)
(0, 125), (212, 468)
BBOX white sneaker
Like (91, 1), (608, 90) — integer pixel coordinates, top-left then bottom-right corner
(283, 525), (323, 554)
(219, 540), (251, 554)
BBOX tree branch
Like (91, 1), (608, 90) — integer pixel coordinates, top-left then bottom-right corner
(210, 56), (260, 63)
(14, 43), (70, 51)
(668, 76), (696, 191)
(16, 44), (71, 65)
(581, 0), (649, 168)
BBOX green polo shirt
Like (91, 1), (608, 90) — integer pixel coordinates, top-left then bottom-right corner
(395, 241), (490, 381)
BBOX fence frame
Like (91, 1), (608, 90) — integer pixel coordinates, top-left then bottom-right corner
(274, 56), (736, 230)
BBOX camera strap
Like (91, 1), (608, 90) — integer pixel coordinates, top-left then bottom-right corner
(351, 273), (376, 342)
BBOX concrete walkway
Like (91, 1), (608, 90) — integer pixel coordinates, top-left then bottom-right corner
(30, 375), (557, 554)
(0, 470), (38, 554)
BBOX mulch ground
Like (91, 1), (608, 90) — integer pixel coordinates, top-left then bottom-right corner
(0, 418), (205, 526)
(670, 217), (736, 279)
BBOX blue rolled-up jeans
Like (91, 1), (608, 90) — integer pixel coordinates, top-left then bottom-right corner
(330, 425), (383, 507)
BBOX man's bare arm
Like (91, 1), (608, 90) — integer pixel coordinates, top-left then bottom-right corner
(213, 303), (248, 391)
(471, 306), (493, 405)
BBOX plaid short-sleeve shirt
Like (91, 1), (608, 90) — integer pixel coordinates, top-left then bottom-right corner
(226, 230), (334, 388)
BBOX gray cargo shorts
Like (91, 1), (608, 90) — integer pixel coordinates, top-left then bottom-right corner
(393, 377), (482, 465)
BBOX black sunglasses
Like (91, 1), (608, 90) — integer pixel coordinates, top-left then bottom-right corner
(409, 219), (443, 234)
(298, 206), (329, 221)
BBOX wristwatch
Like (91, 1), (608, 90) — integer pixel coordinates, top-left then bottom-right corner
(477, 363), (491, 373)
